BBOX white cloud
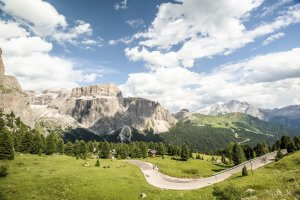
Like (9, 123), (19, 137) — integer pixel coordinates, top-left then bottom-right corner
(0, 0), (67, 36)
(4, 53), (98, 91)
(126, 19), (144, 28)
(126, 1), (300, 69)
(0, 0), (102, 47)
(0, 1), (102, 91)
(0, 36), (52, 56)
(109, 36), (133, 46)
(121, 48), (300, 112)
(114, 0), (128, 10)
(262, 32), (285, 45)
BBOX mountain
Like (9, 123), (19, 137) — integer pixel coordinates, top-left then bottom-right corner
(163, 112), (295, 152)
(195, 100), (267, 120)
(31, 84), (177, 141)
(0, 48), (34, 127)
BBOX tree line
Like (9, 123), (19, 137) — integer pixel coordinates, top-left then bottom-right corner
(0, 111), (299, 164)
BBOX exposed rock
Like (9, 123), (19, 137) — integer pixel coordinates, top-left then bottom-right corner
(173, 108), (190, 120)
(196, 100), (267, 120)
(0, 48), (34, 127)
(32, 84), (177, 136)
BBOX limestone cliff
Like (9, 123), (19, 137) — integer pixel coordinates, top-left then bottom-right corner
(0, 48), (34, 127)
(32, 84), (177, 136)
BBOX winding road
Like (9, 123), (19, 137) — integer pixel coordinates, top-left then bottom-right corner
(127, 150), (287, 190)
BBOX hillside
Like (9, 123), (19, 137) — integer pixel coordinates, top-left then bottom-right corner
(161, 113), (296, 152)
(0, 150), (299, 200)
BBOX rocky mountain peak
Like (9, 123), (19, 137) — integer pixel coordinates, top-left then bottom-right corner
(71, 84), (122, 99)
(196, 100), (267, 120)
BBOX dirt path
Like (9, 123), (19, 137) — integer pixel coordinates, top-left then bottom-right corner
(126, 150), (287, 190)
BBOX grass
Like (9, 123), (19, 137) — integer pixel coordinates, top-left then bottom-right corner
(0, 151), (299, 200)
(143, 155), (230, 178)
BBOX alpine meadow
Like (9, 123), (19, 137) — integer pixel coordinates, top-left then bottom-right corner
(1, 0), (300, 200)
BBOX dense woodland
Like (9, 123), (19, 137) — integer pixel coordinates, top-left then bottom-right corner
(1, 111), (300, 166)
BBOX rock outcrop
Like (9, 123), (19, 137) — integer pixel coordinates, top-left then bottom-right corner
(196, 100), (267, 120)
(31, 84), (177, 136)
(0, 48), (34, 127)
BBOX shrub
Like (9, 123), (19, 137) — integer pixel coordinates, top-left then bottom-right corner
(95, 159), (100, 167)
(242, 166), (248, 176)
(275, 150), (283, 162)
(212, 184), (242, 200)
(0, 164), (8, 177)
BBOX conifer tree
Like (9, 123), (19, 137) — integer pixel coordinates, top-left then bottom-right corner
(45, 132), (57, 155)
(100, 142), (110, 159)
(275, 150), (283, 161)
(20, 131), (32, 153)
(64, 142), (74, 156)
(232, 143), (246, 166)
(242, 166), (248, 176)
(30, 132), (43, 154)
(57, 138), (64, 154)
(140, 143), (148, 158)
(73, 140), (80, 156)
(79, 140), (88, 159)
(294, 136), (300, 150)
(181, 144), (189, 161)
(0, 129), (14, 160)
(95, 159), (100, 167)
(287, 141), (296, 153)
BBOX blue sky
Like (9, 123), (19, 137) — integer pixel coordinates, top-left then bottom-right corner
(0, 0), (300, 111)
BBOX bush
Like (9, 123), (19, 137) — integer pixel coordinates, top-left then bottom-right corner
(0, 164), (8, 177)
(95, 159), (100, 167)
(242, 166), (248, 176)
(212, 184), (242, 200)
(182, 168), (199, 175)
(275, 150), (283, 162)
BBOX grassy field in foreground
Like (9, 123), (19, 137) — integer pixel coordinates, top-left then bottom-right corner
(143, 155), (230, 178)
(0, 151), (299, 200)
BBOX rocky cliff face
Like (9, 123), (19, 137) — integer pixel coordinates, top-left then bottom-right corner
(31, 84), (177, 136)
(0, 48), (34, 127)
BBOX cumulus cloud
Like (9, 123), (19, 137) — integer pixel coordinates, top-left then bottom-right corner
(0, 0), (102, 47)
(121, 48), (300, 111)
(4, 53), (97, 91)
(125, 1), (300, 69)
(0, 0), (102, 91)
(262, 32), (285, 45)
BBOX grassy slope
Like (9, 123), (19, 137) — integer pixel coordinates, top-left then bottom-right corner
(0, 151), (299, 200)
(143, 155), (230, 178)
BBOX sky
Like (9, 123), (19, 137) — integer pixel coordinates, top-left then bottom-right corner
(0, 0), (300, 112)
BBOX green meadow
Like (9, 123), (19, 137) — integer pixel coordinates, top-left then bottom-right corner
(0, 151), (299, 200)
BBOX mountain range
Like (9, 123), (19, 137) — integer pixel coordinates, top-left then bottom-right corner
(0, 48), (299, 150)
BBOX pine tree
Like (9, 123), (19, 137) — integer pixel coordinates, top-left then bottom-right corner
(64, 142), (74, 156)
(95, 159), (100, 167)
(294, 136), (300, 150)
(280, 136), (292, 149)
(30, 132), (43, 154)
(158, 142), (166, 157)
(73, 140), (80, 156)
(57, 138), (64, 154)
(181, 144), (189, 161)
(79, 140), (88, 159)
(100, 142), (110, 159)
(20, 131), (32, 153)
(242, 166), (248, 176)
(131, 146), (142, 158)
(45, 132), (57, 155)
(232, 143), (246, 166)
(287, 141), (296, 153)
(275, 150), (283, 161)
(221, 154), (226, 164)
(140, 143), (148, 158)
(0, 129), (14, 160)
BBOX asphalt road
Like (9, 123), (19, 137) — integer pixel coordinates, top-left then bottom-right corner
(126, 149), (287, 190)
